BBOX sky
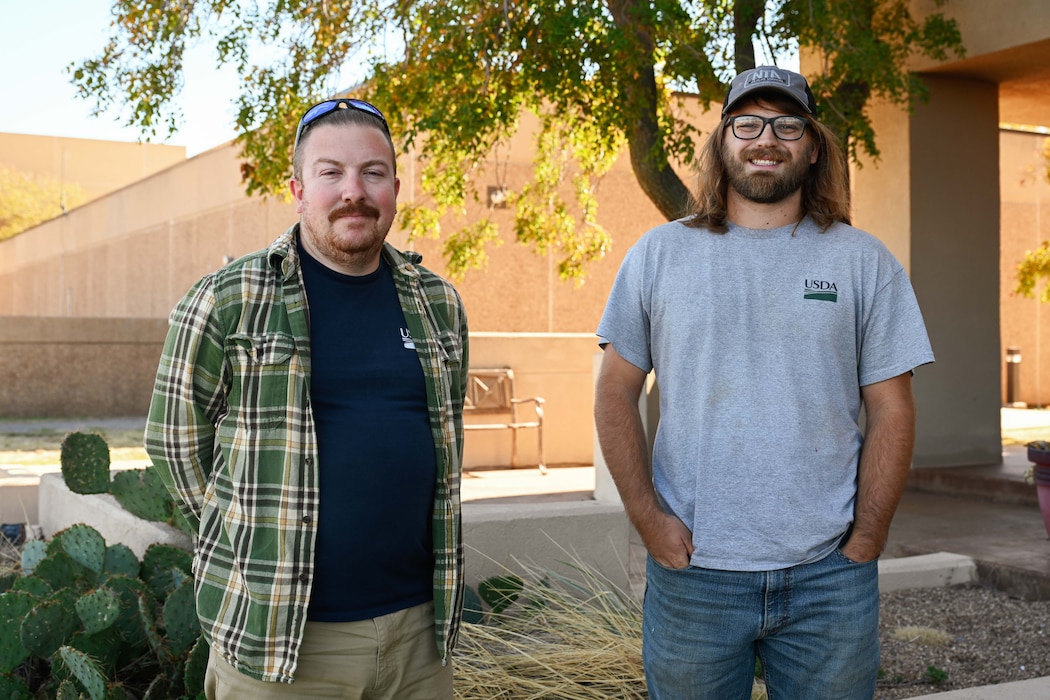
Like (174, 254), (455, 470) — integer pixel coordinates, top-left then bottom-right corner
(0, 1), (244, 157)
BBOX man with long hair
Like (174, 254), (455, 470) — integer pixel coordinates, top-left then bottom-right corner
(594, 66), (934, 698)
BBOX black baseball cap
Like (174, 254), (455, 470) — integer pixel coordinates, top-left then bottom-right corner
(722, 66), (818, 116)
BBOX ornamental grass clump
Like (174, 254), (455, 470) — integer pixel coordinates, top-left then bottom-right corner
(453, 552), (770, 700)
(453, 555), (647, 699)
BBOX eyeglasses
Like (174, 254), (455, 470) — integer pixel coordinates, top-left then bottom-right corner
(726, 114), (808, 141)
(293, 99), (389, 148)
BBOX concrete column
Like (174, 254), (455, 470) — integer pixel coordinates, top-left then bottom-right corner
(854, 75), (1002, 467)
(911, 76), (1002, 467)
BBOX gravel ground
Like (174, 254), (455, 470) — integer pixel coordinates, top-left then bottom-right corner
(876, 583), (1050, 698)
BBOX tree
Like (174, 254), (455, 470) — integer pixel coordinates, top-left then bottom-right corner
(72, 0), (963, 281)
(0, 167), (89, 241)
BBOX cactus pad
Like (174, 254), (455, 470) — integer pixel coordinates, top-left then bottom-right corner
(20, 596), (78, 658)
(34, 551), (95, 592)
(100, 575), (152, 649)
(183, 635), (209, 697)
(141, 545), (192, 601)
(20, 540), (46, 575)
(57, 645), (107, 700)
(76, 588), (121, 635)
(53, 525), (107, 576)
(12, 575), (52, 599)
(0, 572), (16, 594)
(0, 673), (32, 699)
(162, 579), (200, 656)
(102, 544), (140, 579)
(60, 432), (111, 495)
(0, 591), (36, 673)
(111, 469), (173, 523)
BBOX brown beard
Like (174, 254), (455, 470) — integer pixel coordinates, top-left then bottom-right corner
(724, 142), (814, 204)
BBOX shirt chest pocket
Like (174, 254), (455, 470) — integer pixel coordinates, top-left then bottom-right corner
(226, 332), (298, 428)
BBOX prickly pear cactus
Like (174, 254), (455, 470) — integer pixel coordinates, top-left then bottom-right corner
(75, 588), (121, 635)
(162, 579), (200, 656)
(52, 524), (107, 576)
(141, 545), (192, 601)
(102, 574), (153, 647)
(102, 544), (140, 579)
(34, 550), (96, 592)
(111, 468), (174, 523)
(0, 572), (16, 593)
(183, 635), (209, 696)
(57, 645), (106, 700)
(68, 626), (123, 675)
(1, 524), (203, 698)
(60, 432), (111, 495)
(20, 539), (46, 575)
(13, 575), (52, 598)
(0, 674), (32, 699)
(20, 595), (78, 658)
(55, 680), (79, 700)
(0, 591), (36, 673)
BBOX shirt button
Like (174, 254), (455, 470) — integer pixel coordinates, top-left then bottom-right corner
(302, 515), (312, 524)
(298, 573), (308, 583)
(305, 457), (314, 467)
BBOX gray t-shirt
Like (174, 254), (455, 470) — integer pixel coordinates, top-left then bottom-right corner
(597, 217), (934, 571)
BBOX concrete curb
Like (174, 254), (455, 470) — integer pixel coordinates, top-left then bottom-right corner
(878, 552), (978, 592)
(903, 675), (1050, 699)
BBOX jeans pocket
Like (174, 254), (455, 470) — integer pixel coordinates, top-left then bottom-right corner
(832, 548), (878, 566)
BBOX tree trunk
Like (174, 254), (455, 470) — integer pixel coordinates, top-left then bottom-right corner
(606, 0), (692, 220)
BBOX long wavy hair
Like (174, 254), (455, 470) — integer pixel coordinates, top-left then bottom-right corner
(683, 95), (851, 233)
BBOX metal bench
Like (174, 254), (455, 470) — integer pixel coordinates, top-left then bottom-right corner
(464, 368), (546, 474)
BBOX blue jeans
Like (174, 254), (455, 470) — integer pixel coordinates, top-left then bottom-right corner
(643, 550), (880, 700)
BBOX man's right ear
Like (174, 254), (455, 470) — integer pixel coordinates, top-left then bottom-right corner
(289, 177), (305, 213)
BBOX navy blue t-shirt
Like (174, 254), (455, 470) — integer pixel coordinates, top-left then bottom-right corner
(299, 244), (436, 622)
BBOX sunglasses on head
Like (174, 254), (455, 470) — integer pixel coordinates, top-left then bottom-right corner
(293, 99), (389, 149)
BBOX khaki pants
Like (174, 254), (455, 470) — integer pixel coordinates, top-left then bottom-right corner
(205, 602), (453, 699)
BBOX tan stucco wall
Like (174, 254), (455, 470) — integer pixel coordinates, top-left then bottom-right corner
(0, 132), (187, 204)
(908, 0), (1050, 68)
(0, 317), (597, 469)
(0, 316), (168, 417)
(0, 109), (721, 330)
(1000, 130), (1050, 406)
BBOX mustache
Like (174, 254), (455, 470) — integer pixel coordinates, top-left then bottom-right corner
(328, 203), (380, 221)
(742, 145), (791, 162)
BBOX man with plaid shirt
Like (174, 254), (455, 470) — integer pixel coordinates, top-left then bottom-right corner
(145, 98), (468, 699)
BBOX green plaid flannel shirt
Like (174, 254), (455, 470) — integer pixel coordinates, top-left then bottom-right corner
(144, 224), (468, 683)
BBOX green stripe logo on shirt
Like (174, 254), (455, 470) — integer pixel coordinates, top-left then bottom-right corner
(804, 279), (838, 302)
